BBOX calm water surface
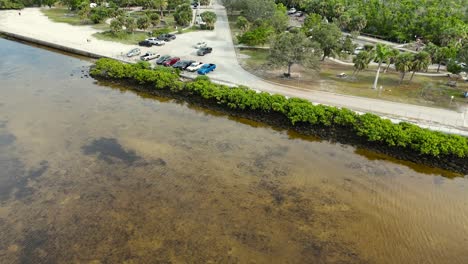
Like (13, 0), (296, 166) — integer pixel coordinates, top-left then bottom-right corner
(0, 38), (467, 263)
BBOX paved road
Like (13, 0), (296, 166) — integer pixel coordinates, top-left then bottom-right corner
(1, 5), (468, 135)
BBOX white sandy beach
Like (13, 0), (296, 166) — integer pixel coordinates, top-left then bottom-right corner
(0, 8), (134, 58)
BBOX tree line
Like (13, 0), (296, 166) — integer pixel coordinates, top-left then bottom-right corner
(281, 0), (467, 46)
(90, 58), (468, 160)
(223, 0), (467, 88)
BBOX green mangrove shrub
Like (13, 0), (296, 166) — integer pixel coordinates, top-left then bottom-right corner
(90, 58), (468, 158)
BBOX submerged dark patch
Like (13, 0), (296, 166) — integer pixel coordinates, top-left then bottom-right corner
(0, 154), (48, 202)
(27, 161), (49, 180)
(20, 229), (54, 264)
(0, 133), (16, 146)
(82, 137), (142, 165)
(15, 161), (49, 201)
(0, 156), (24, 202)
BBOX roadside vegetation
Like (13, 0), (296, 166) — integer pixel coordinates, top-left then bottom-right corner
(224, 0), (468, 109)
(91, 58), (468, 166)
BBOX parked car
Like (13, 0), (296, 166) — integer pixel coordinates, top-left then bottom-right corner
(295, 11), (303, 17)
(126, 48), (141, 57)
(156, 55), (171, 65)
(197, 47), (212, 56)
(194, 42), (207, 49)
(287, 8), (296, 15)
(140, 52), (160, 61)
(163, 57), (180, 67)
(353, 46), (364, 55)
(186, 62), (204, 72)
(197, 63), (216, 75)
(138, 40), (152, 47)
(173, 60), (195, 70)
(146, 37), (166, 46)
(157, 34), (176, 41)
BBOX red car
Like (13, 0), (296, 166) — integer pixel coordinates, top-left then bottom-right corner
(163, 57), (180, 67)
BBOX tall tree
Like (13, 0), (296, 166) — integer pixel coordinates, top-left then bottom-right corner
(236, 16), (250, 32)
(395, 52), (414, 84)
(148, 13), (160, 26)
(110, 19), (123, 35)
(342, 36), (356, 55)
(124, 17), (137, 33)
(152, 0), (167, 17)
(447, 60), (463, 75)
(269, 31), (320, 77)
(372, 44), (391, 89)
(237, 25), (273, 46)
(309, 22), (342, 60)
(409, 51), (431, 81)
(302, 13), (322, 35)
(167, 0), (189, 10)
(270, 3), (289, 33)
(457, 43), (468, 70)
(352, 50), (372, 77)
(137, 16), (151, 31)
(437, 46), (458, 72)
(174, 3), (192, 26)
(384, 48), (399, 73)
(200, 11), (217, 29)
(242, 0), (276, 22)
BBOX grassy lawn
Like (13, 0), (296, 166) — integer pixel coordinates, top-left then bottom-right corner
(226, 13), (468, 110)
(93, 31), (149, 45)
(237, 48), (468, 110)
(41, 8), (108, 30)
(238, 48), (269, 68)
(41, 8), (84, 25)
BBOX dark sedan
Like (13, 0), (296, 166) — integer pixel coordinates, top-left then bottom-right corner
(138, 40), (152, 47)
(157, 34), (177, 41)
(172, 60), (195, 70)
(197, 47), (212, 56)
(155, 55), (171, 65)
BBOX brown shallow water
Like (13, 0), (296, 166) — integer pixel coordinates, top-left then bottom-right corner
(0, 38), (468, 263)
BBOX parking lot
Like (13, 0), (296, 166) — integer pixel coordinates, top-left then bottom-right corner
(121, 3), (265, 85)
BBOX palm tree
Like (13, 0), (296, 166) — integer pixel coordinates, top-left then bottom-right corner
(352, 51), (372, 77)
(410, 51), (431, 81)
(153, 0), (168, 17)
(395, 52), (414, 84)
(384, 48), (399, 73)
(372, 43), (391, 89)
(423, 42), (439, 72)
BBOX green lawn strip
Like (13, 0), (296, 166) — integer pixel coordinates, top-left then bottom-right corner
(41, 8), (84, 25)
(237, 48), (468, 109)
(90, 58), (468, 162)
(41, 8), (109, 30)
(92, 31), (148, 45)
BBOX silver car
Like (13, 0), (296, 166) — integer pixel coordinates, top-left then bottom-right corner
(126, 48), (141, 57)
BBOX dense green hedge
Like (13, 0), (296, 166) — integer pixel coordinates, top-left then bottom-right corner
(90, 58), (468, 158)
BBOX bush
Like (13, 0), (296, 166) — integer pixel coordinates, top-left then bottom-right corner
(89, 6), (110, 24)
(174, 4), (192, 26)
(90, 58), (468, 158)
(200, 11), (217, 30)
(237, 25), (273, 46)
(137, 16), (151, 30)
(152, 28), (171, 36)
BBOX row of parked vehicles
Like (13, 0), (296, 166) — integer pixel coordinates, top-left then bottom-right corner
(138, 34), (177, 47)
(138, 52), (216, 75)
